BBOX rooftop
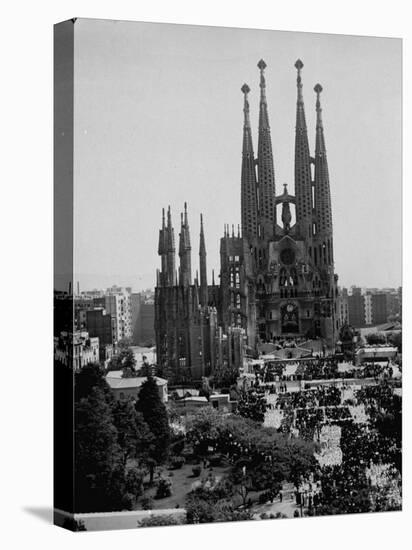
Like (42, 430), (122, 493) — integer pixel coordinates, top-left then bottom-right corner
(106, 372), (167, 389)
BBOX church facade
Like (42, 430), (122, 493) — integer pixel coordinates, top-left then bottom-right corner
(155, 59), (339, 383)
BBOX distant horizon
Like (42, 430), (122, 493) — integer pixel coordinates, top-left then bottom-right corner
(55, 278), (402, 295)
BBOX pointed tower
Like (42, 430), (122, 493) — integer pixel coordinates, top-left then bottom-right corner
(313, 84), (333, 267)
(240, 83), (258, 241)
(257, 59), (276, 242)
(294, 59), (313, 243)
(166, 206), (176, 286)
(157, 208), (168, 287)
(178, 202), (192, 287)
(199, 213), (208, 306)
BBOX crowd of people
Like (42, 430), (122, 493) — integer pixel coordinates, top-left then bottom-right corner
(259, 374), (402, 516)
(254, 355), (399, 385)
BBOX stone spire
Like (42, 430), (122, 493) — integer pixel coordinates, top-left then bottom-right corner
(256, 59), (276, 241)
(199, 213), (208, 305)
(314, 84), (333, 265)
(294, 59), (313, 242)
(240, 83), (258, 241)
(157, 208), (168, 287)
(178, 202), (192, 287)
(166, 206), (176, 286)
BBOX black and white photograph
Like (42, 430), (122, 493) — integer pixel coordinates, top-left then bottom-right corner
(52, 17), (402, 532)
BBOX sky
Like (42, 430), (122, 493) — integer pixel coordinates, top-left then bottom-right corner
(72, 19), (402, 292)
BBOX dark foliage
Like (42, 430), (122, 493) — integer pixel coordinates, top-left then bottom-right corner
(138, 514), (182, 528)
(74, 363), (112, 403)
(112, 398), (154, 465)
(135, 377), (171, 463)
(74, 387), (124, 512)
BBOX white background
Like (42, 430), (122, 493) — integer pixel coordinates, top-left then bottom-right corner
(0, 1), (410, 548)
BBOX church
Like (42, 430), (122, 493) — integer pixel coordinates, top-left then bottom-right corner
(154, 59), (339, 383)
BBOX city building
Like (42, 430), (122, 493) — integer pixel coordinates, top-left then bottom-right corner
(105, 371), (168, 403)
(155, 59), (339, 383)
(347, 288), (392, 327)
(54, 330), (100, 371)
(131, 292), (156, 346)
(336, 287), (349, 327)
(86, 308), (115, 346)
(103, 286), (133, 343)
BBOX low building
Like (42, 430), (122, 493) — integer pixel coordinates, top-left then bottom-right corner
(209, 393), (236, 412)
(105, 371), (168, 403)
(171, 388), (200, 400)
(355, 346), (398, 365)
(171, 396), (210, 411)
(130, 346), (156, 369)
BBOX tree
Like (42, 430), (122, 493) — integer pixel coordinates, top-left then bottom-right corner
(75, 387), (124, 512)
(316, 465), (372, 516)
(138, 514), (183, 528)
(366, 333), (386, 346)
(125, 467), (145, 499)
(112, 398), (154, 465)
(75, 362), (113, 403)
(135, 376), (170, 463)
(186, 408), (316, 491)
(230, 462), (254, 506)
(236, 388), (267, 423)
(185, 485), (253, 524)
(107, 348), (137, 376)
(388, 332), (402, 352)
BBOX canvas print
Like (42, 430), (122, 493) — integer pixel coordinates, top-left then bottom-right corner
(54, 19), (402, 531)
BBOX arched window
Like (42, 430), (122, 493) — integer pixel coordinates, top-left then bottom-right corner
(290, 268), (298, 286)
(236, 293), (241, 308)
(279, 268), (287, 287)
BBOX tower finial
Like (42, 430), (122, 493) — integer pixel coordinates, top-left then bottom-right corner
(199, 213), (208, 305)
(184, 202), (188, 226)
(295, 59), (304, 102)
(241, 83), (251, 128)
(314, 83), (323, 127)
(162, 207), (165, 229)
(257, 59), (267, 102)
